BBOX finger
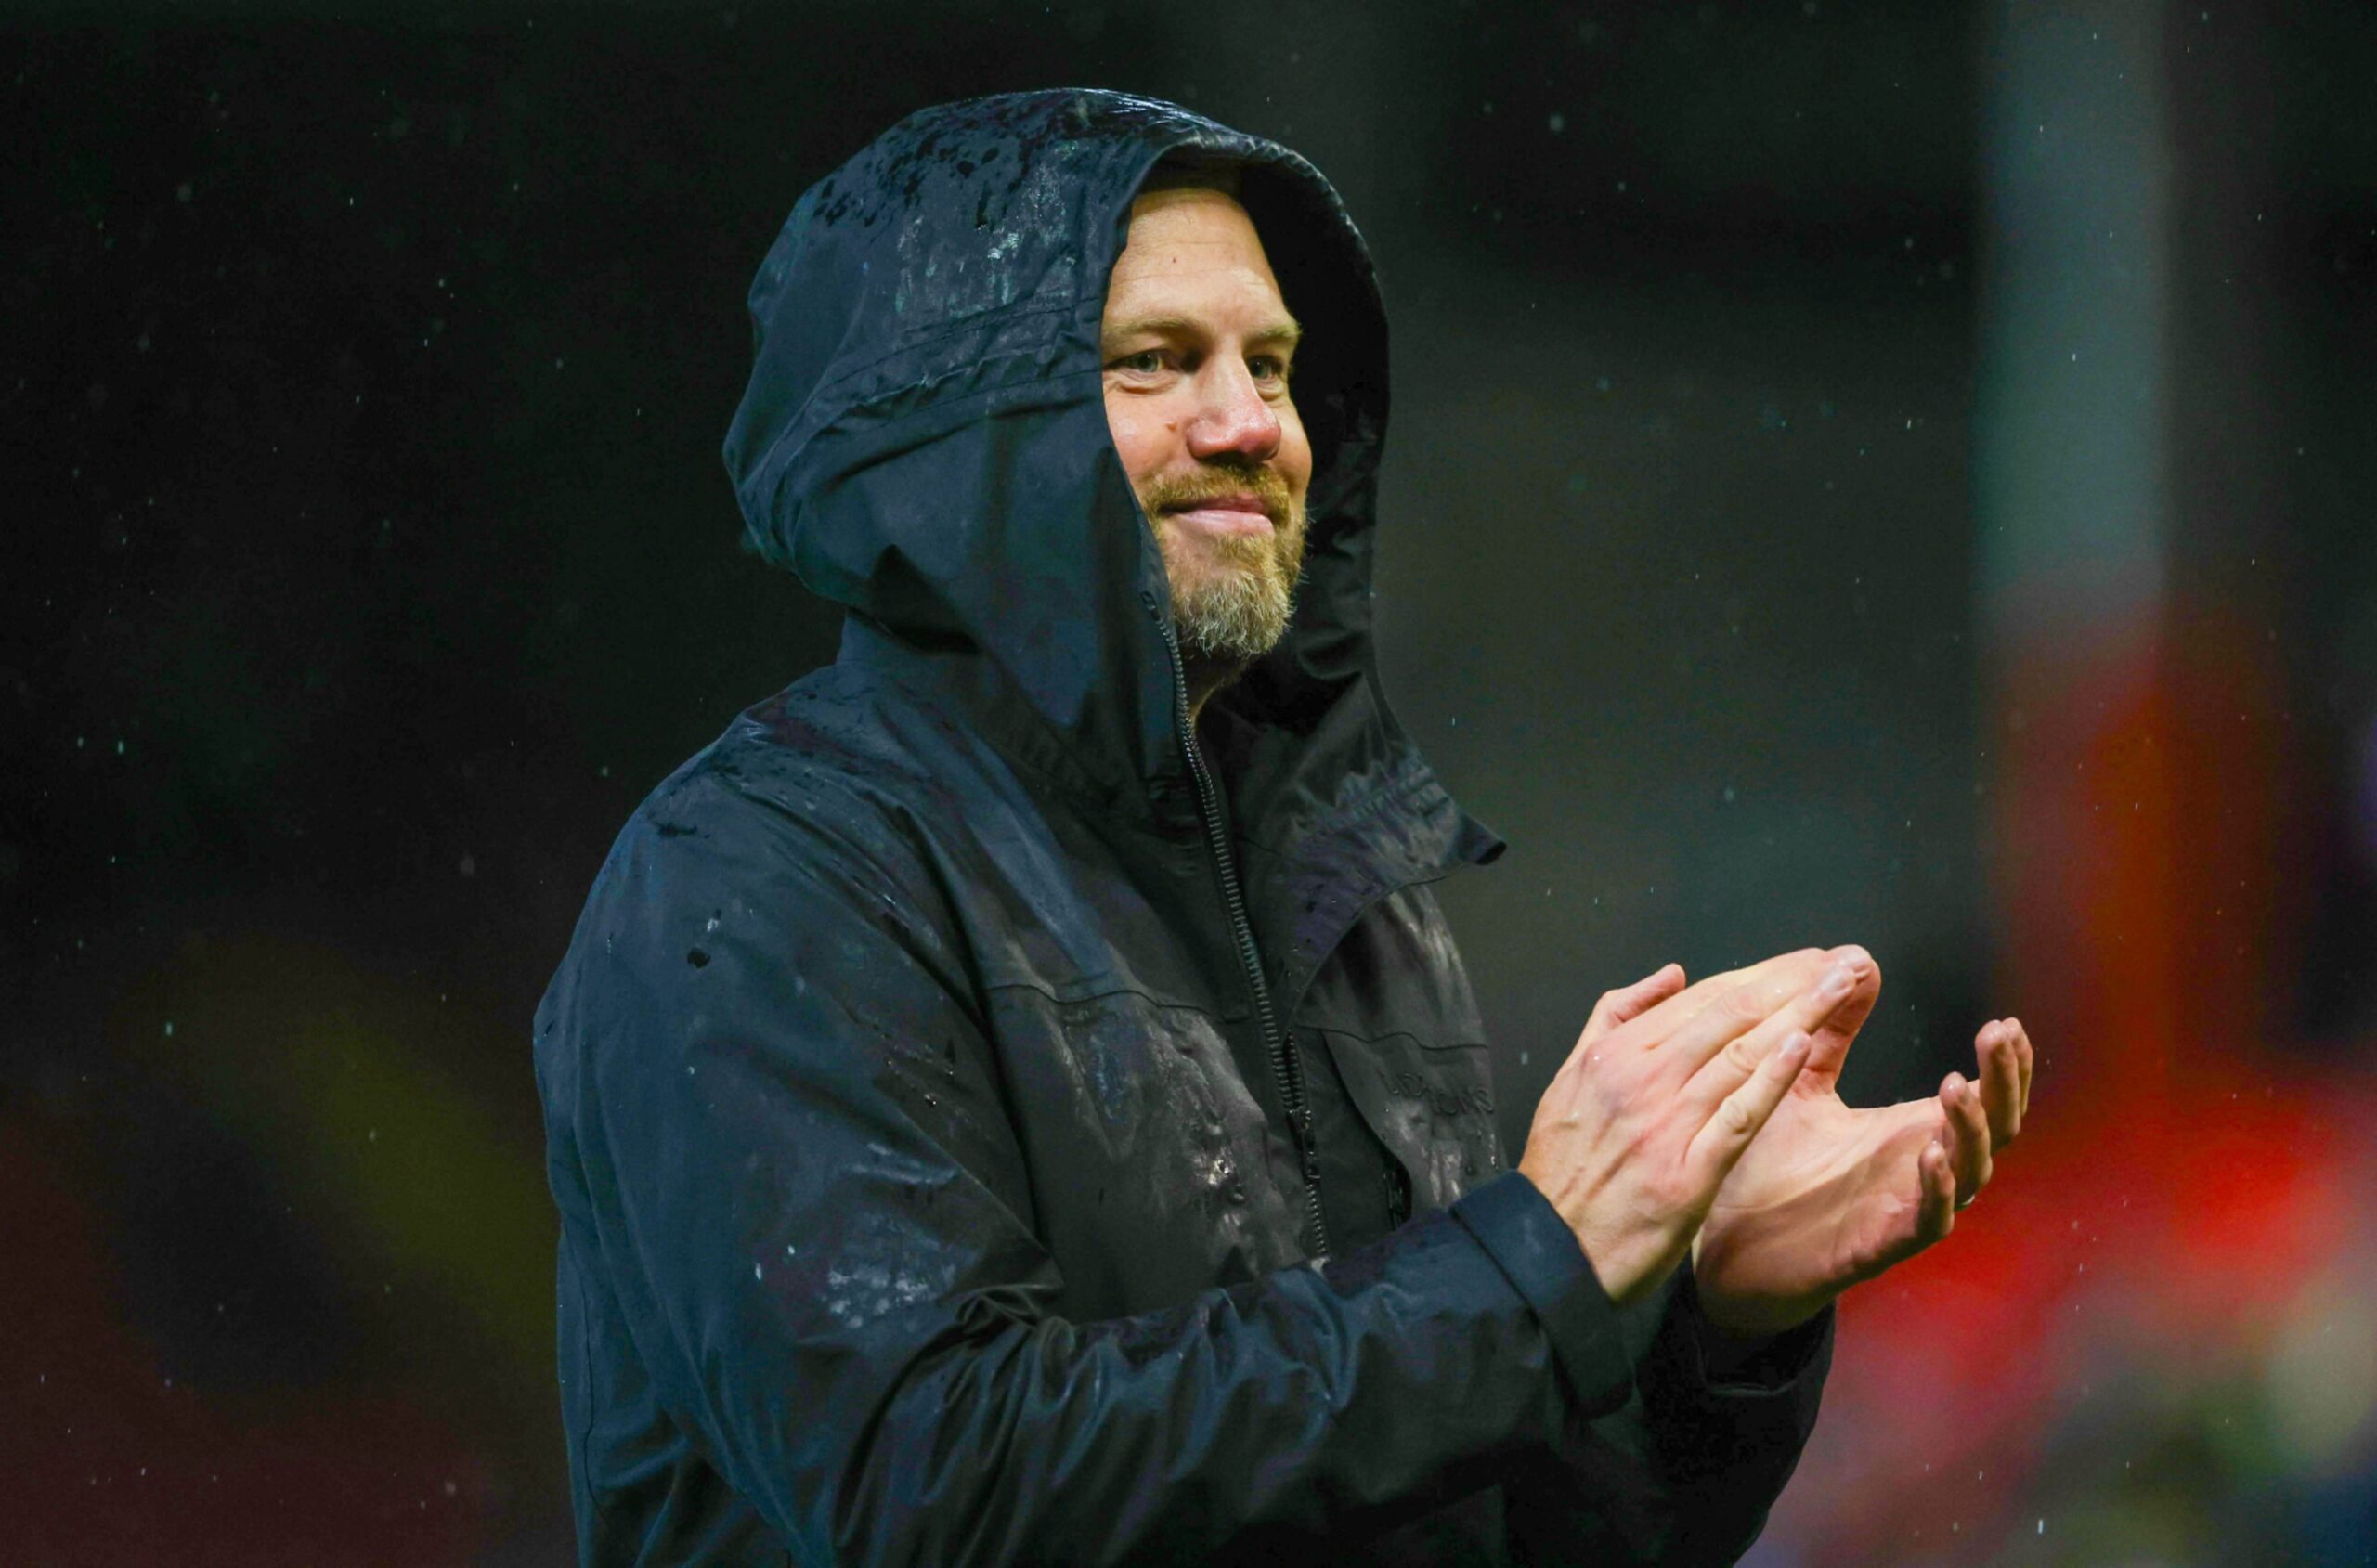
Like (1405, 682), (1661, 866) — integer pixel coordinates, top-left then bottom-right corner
(1802, 955), (1882, 1083)
(1673, 946), (1872, 1097)
(1913, 1137), (1956, 1250)
(2008, 1017), (2034, 1120)
(1609, 947), (1831, 1049)
(1682, 947), (1829, 997)
(1581, 963), (1687, 1045)
(1942, 1072), (1993, 1203)
(1975, 1021), (2022, 1147)
(1684, 1030), (1812, 1186)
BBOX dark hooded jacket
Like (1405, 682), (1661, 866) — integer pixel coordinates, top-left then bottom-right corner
(533, 89), (1830, 1566)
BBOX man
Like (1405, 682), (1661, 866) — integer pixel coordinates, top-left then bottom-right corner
(534, 89), (2033, 1564)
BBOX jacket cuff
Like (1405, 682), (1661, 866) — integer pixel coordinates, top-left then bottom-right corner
(1670, 1266), (1835, 1398)
(1449, 1172), (1631, 1418)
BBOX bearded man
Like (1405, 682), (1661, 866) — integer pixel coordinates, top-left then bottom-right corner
(534, 89), (2033, 1566)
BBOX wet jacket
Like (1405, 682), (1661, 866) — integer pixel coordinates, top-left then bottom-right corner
(533, 89), (1830, 1566)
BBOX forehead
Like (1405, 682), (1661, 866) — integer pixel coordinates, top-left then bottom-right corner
(1103, 187), (1286, 317)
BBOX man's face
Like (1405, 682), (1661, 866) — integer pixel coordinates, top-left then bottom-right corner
(1100, 184), (1312, 669)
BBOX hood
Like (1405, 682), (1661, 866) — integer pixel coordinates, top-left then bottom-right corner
(723, 88), (1398, 808)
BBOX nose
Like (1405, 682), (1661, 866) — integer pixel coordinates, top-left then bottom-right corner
(1185, 356), (1281, 465)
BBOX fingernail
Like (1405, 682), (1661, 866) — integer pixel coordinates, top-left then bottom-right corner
(1819, 962), (1856, 1000)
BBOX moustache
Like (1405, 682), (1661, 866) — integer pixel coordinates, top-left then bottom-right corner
(1139, 468), (1294, 528)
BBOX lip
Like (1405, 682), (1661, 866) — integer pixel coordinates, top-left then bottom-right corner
(1162, 494), (1275, 537)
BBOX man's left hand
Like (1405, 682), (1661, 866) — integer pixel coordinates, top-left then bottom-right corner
(1688, 951), (2034, 1339)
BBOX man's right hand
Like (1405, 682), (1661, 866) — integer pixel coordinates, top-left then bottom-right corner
(1515, 947), (1870, 1306)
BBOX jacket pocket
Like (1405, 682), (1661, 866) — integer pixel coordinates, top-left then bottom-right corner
(1313, 1027), (1504, 1213)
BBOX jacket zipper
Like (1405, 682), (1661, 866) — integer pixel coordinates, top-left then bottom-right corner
(1160, 622), (1331, 1260)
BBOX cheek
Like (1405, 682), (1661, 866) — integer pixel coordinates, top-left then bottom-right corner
(1103, 390), (1178, 485)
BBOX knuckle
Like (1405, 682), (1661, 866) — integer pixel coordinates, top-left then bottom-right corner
(1626, 1126), (1664, 1178)
(1717, 987), (1765, 1027)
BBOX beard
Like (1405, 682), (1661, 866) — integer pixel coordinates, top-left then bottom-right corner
(1140, 466), (1309, 668)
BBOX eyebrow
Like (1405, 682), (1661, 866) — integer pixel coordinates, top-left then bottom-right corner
(1101, 314), (1305, 350)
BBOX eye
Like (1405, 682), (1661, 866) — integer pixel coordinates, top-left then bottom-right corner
(1250, 354), (1292, 383)
(1111, 349), (1169, 375)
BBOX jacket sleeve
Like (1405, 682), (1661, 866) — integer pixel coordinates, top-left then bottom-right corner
(536, 771), (1638, 1566)
(1499, 1205), (1835, 1568)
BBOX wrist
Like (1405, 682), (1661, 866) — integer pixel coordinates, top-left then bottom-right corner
(1515, 1165), (1661, 1306)
(1685, 1272), (1831, 1384)
(1695, 1286), (1829, 1341)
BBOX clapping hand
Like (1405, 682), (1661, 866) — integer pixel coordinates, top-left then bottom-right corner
(1686, 949), (2033, 1337)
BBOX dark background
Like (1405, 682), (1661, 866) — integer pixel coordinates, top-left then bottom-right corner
(9, 3), (2377, 1562)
